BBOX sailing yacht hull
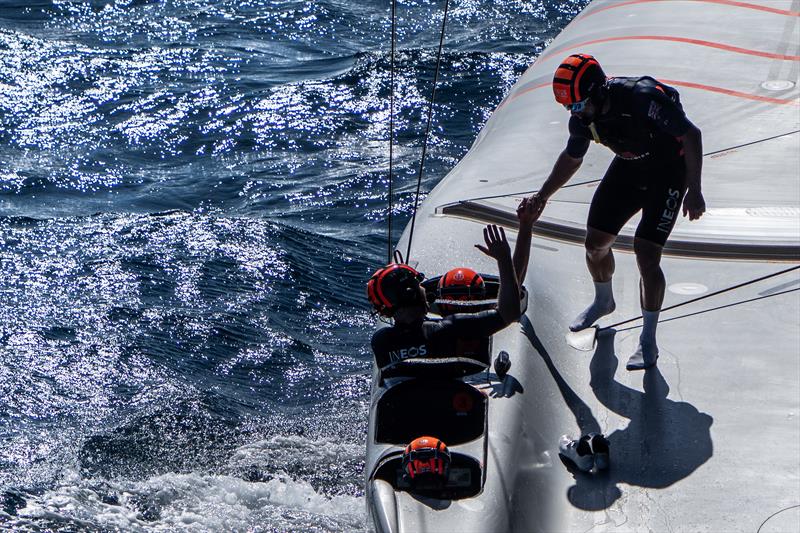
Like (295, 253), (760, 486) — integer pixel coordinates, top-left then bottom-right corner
(366, 0), (800, 531)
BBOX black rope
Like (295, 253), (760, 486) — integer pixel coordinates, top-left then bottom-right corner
(615, 287), (800, 332)
(703, 129), (799, 157)
(386, 0), (398, 263)
(757, 505), (800, 533)
(604, 265), (800, 331)
(459, 178), (602, 204)
(405, 0), (450, 262)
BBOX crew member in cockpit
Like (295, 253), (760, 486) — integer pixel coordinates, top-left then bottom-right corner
(529, 54), (706, 370)
(367, 199), (536, 369)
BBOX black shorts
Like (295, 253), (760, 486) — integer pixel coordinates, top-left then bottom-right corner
(587, 155), (687, 246)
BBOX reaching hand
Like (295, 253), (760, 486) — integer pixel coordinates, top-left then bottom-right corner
(475, 224), (511, 261)
(530, 193), (547, 221)
(682, 189), (706, 221)
(516, 196), (539, 229)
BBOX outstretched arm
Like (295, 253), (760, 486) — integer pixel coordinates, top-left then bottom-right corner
(475, 224), (521, 324)
(513, 197), (536, 284)
(531, 149), (583, 219)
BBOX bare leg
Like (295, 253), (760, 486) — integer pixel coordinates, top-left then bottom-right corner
(635, 237), (665, 311)
(570, 228), (618, 331)
(585, 227), (617, 283)
(626, 237), (664, 371)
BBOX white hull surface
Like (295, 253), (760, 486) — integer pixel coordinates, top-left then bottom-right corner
(366, 1), (800, 531)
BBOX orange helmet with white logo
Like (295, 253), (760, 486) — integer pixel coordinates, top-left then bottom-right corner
(552, 53), (606, 106)
(437, 267), (485, 313)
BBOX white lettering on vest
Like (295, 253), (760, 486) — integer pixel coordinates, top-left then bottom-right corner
(388, 344), (428, 362)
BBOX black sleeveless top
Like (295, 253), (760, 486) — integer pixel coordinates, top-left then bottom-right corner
(566, 76), (690, 160)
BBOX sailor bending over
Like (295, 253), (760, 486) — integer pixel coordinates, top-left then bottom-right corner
(368, 200), (536, 369)
(530, 54), (706, 370)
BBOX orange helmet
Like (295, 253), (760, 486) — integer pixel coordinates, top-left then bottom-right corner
(367, 263), (425, 316)
(402, 436), (451, 480)
(437, 267), (485, 313)
(552, 53), (606, 106)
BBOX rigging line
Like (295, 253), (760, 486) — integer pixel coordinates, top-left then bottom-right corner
(757, 505), (800, 533)
(703, 129), (800, 156)
(606, 264), (800, 330)
(405, 0), (451, 262)
(455, 178), (601, 204)
(386, 0), (398, 263)
(615, 287), (800, 332)
(459, 130), (800, 204)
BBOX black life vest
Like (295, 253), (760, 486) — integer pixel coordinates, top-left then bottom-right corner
(588, 76), (683, 159)
(372, 320), (491, 368)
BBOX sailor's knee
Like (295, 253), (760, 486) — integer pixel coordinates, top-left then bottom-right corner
(584, 229), (615, 257)
(633, 240), (663, 272)
(585, 241), (611, 261)
(636, 258), (663, 279)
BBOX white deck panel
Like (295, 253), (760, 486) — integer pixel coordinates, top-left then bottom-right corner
(422, 0), (800, 239)
(372, 0), (800, 531)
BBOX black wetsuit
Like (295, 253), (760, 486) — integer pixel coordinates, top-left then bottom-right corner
(371, 310), (506, 369)
(566, 76), (691, 245)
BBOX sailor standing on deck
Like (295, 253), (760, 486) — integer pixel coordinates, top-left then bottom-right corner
(368, 200), (536, 369)
(530, 54), (706, 370)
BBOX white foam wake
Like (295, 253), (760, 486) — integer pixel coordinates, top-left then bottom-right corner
(8, 437), (369, 532)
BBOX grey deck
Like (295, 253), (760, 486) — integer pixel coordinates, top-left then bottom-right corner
(371, 0), (800, 530)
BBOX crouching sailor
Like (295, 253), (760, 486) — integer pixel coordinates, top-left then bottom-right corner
(531, 54), (706, 370)
(367, 223), (525, 369)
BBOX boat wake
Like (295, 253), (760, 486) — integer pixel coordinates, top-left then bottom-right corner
(4, 436), (368, 532)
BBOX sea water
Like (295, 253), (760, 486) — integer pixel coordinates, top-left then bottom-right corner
(0, 1), (585, 530)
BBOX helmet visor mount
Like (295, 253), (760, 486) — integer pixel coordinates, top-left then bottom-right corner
(395, 270), (426, 306)
(564, 98), (589, 113)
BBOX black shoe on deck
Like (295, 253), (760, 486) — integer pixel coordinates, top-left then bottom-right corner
(494, 351), (511, 380)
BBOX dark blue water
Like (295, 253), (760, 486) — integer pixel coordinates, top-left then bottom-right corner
(0, 1), (585, 530)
